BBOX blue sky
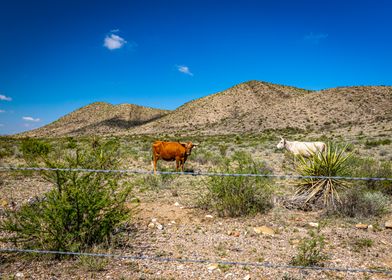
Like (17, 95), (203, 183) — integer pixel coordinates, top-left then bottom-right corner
(1, 0), (392, 135)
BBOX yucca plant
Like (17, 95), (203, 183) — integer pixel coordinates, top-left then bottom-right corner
(293, 143), (352, 209)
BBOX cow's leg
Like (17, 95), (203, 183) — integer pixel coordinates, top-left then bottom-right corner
(175, 158), (180, 172)
(181, 159), (185, 172)
(153, 155), (159, 175)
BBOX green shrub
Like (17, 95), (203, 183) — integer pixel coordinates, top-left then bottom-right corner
(351, 238), (374, 252)
(0, 138), (15, 158)
(365, 139), (391, 148)
(77, 246), (109, 271)
(199, 151), (273, 217)
(66, 137), (77, 149)
(1, 140), (132, 252)
(294, 143), (352, 209)
(290, 230), (328, 267)
(281, 273), (303, 280)
(20, 138), (51, 160)
(193, 149), (221, 166)
(347, 156), (392, 194)
(332, 188), (389, 218)
(218, 144), (229, 157)
(141, 170), (175, 191)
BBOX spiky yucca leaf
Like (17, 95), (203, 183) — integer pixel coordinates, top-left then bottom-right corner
(294, 143), (352, 208)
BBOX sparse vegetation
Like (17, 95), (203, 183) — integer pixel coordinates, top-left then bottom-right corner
(290, 230), (328, 267)
(351, 238), (374, 252)
(20, 138), (51, 161)
(77, 246), (109, 271)
(1, 123), (391, 278)
(17, 82), (392, 137)
(348, 156), (392, 194)
(365, 138), (391, 148)
(199, 151), (274, 217)
(331, 188), (390, 218)
(218, 144), (229, 157)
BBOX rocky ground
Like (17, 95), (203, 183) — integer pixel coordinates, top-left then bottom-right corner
(1, 134), (392, 280)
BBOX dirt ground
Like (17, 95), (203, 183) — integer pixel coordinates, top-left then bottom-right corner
(1, 135), (392, 279)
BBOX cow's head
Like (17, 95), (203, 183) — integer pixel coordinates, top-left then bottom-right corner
(276, 137), (286, 149)
(180, 141), (198, 156)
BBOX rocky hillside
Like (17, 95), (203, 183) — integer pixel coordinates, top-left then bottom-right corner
(21, 102), (170, 137)
(131, 81), (392, 135)
(20, 81), (392, 137)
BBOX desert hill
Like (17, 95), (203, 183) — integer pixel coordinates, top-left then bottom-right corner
(130, 81), (392, 135)
(21, 102), (170, 137)
(20, 81), (392, 137)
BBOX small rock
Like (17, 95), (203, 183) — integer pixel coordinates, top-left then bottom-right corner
(156, 223), (164, 230)
(380, 240), (388, 245)
(151, 218), (158, 223)
(15, 272), (24, 278)
(290, 239), (300, 245)
(0, 199), (8, 208)
(355, 223), (368, 229)
(174, 202), (180, 207)
(207, 263), (219, 271)
(177, 264), (185, 270)
(368, 224), (374, 231)
(205, 215), (214, 219)
(253, 226), (275, 236)
(224, 273), (234, 279)
(243, 274), (251, 280)
(228, 230), (241, 237)
(308, 222), (319, 228)
(148, 222), (155, 229)
(385, 220), (392, 229)
(130, 197), (140, 203)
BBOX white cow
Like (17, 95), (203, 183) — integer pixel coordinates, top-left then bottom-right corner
(276, 137), (326, 157)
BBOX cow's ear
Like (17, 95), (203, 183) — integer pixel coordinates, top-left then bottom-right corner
(179, 142), (187, 147)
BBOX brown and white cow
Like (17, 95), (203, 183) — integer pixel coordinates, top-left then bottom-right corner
(152, 141), (198, 174)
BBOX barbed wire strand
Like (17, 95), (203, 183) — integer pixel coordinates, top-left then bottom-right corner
(1, 248), (392, 275)
(1, 166), (391, 181)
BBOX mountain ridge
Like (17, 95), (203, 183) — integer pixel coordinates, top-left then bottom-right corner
(18, 80), (392, 137)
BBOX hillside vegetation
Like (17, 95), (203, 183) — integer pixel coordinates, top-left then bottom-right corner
(1, 134), (392, 279)
(20, 102), (170, 137)
(19, 80), (392, 138)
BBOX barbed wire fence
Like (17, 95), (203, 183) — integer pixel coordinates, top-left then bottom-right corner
(1, 166), (392, 181)
(1, 165), (392, 276)
(1, 248), (392, 275)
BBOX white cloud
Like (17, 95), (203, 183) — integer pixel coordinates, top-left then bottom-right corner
(0, 94), (12, 101)
(104, 34), (127, 50)
(0, 109), (5, 113)
(177, 65), (193, 76)
(22, 116), (41, 122)
(110, 29), (120, 33)
(304, 32), (328, 44)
